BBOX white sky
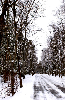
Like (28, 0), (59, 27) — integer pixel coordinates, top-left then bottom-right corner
(28, 0), (63, 62)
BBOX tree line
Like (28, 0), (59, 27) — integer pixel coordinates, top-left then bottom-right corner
(0, 0), (38, 96)
(41, 26), (65, 77)
(41, 3), (65, 77)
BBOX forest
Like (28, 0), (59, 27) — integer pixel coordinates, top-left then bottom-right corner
(0, 0), (65, 97)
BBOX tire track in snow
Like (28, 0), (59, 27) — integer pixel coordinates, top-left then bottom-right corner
(41, 77), (62, 98)
(33, 75), (47, 100)
(33, 74), (65, 100)
(41, 75), (65, 99)
(41, 75), (65, 93)
(55, 85), (65, 93)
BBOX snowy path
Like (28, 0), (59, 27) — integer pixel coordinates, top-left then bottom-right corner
(0, 74), (65, 100)
(33, 74), (65, 100)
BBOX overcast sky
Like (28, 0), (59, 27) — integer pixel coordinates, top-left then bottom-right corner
(28, 0), (63, 62)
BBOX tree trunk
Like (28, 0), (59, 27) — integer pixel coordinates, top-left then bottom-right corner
(17, 54), (23, 88)
(11, 71), (15, 96)
(19, 74), (23, 88)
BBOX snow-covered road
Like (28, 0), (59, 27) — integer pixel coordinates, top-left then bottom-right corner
(33, 74), (65, 100)
(0, 74), (65, 100)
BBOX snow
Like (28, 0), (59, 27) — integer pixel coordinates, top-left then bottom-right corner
(0, 74), (65, 100)
(0, 75), (35, 100)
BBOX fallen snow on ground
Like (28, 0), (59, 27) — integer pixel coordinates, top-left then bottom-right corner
(0, 74), (65, 100)
(0, 75), (35, 100)
(34, 74), (65, 100)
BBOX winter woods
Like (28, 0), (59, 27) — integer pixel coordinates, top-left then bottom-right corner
(0, 0), (38, 96)
(41, 3), (65, 77)
(0, 0), (65, 98)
